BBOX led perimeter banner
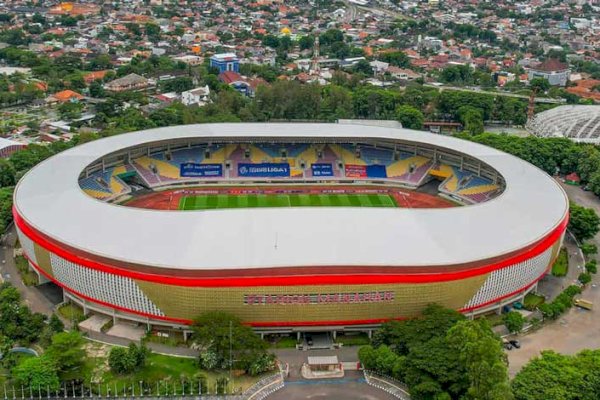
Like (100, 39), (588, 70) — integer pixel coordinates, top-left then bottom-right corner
(238, 163), (290, 177)
(311, 163), (334, 177)
(180, 163), (223, 177)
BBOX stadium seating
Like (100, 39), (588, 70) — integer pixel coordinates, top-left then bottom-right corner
(330, 144), (365, 165)
(439, 166), (499, 203)
(386, 156), (432, 185)
(80, 143), (501, 205)
(167, 147), (204, 166)
(358, 146), (396, 166)
(79, 166), (133, 199)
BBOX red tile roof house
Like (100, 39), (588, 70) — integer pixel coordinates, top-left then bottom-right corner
(527, 59), (571, 86)
(218, 71), (266, 97)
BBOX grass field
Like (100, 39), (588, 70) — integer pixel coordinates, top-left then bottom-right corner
(551, 248), (568, 277)
(179, 193), (397, 210)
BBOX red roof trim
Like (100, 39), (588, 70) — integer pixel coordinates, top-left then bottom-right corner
(14, 206), (568, 288)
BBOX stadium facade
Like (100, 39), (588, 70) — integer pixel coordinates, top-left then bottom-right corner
(13, 123), (569, 333)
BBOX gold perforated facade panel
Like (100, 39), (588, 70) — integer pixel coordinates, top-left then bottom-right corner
(33, 242), (54, 277)
(16, 223), (563, 326)
(135, 276), (488, 323)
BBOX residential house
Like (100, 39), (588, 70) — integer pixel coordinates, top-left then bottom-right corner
(46, 90), (84, 104)
(104, 73), (149, 92)
(527, 59), (571, 86)
(210, 53), (240, 73)
(181, 85), (211, 106)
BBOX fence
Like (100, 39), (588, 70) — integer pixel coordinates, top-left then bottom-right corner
(1, 371), (284, 400)
(363, 370), (411, 399)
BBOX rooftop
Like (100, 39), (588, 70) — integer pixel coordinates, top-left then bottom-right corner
(14, 123), (568, 273)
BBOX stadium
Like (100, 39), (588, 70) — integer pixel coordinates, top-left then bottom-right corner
(13, 122), (569, 334)
(527, 105), (600, 144)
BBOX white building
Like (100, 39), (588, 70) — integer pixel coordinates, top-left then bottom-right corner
(181, 85), (210, 107)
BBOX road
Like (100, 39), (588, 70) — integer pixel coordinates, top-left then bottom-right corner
(269, 371), (396, 400)
(423, 84), (566, 104)
(0, 225), (55, 316)
(506, 181), (600, 376)
(342, 0), (359, 22)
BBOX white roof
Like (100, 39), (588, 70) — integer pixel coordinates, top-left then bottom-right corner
(307, 356), (338, 365)
(0, 137), (23, 149)
(211, 53), (238, 60)
(14, 123), (568, 272)
(527, 105), (600, 144)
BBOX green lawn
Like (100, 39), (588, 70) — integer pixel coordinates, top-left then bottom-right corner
(179, 193), (397, 210)
(551, 248), (569, 277)
(14, 255), (38, 286)
(95, 353), (263, 396)
(57, 303), (86, 323)
(268, 336), (298, 349)
(523, 293), (545, 311)
(335, 333), (370, 346)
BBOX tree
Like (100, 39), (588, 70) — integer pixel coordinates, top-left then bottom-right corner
(578, 272), (592, 285)
(569, 202), (600, 241)
(45, 331), (85, 374)
(57, 102), (84, 120)
(191, 311), (274, 375)
(145, 23), (161, 40)
(0, 283), (46, 344)
(370, 305), (468, 399)
(108, 343), (149, 375)
(586, 260), (597, 274)
(503, 311), (525, 334)
(88, 55), (112, 71)
(529, 77), (550, 93)
(48, 314), (64, 333)
(352, 59), (373, 76)
(446, 319), (513, 400)
(108, 347), (130, 374)
(580, 243), (597, 257)
(160, 77), (194, 93)
(0, 158), (16, 187)
(459, 106), (484, 134)
(298, 35), (314, 50)
(512, 350), (600, 400)
(13, 356), (60, 392)
(396, 105), (424, 130)
(89, 80), (105, 98)
(379, 51), (410, 68)
(440, 65), (474, 85)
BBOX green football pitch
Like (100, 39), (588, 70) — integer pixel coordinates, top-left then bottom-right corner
(179, 193), (398, 210)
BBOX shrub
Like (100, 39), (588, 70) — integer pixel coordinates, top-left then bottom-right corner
(503, 311), (525, 333)
(581, 243), (598, 257)
(108, 343), (150, 375)
(539, 285), (581, 320)
(578, 272), (592, 285)
(586, 260), (597, 274)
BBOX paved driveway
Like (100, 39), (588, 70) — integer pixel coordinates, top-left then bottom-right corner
(269, 371), (397, 400)
(507, 182), (600, 376)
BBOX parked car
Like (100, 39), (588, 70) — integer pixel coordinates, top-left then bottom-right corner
(502, 338), (513, 350)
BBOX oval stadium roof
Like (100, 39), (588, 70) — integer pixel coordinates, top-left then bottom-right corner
(14, 123), (569, 272)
